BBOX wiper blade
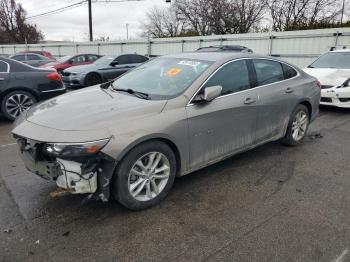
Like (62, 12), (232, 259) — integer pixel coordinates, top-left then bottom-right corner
(100, 81), (113, 89)
(113, 87), (150, 100)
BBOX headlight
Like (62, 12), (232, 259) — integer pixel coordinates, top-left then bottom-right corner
(44, 138), (110, 158)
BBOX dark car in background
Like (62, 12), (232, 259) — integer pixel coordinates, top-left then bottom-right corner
(0, 57), (65, 120)
(61, 54), (149, 87)
(10, 53), (56, 67)
(196, 45), (253, 53)
(19, 50), (55, 60)
(41, 54), (101, 74)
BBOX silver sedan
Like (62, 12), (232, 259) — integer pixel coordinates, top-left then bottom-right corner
(12, 52), (320, 210)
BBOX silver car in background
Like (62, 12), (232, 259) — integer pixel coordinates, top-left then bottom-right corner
(12, 52), (320, 210)
(9, 53), (55, 67)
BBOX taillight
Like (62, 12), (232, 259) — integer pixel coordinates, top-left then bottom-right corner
(47, 72), (61, 82)
(316, 80), (321, 90)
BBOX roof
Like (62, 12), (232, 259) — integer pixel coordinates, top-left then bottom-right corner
(165, 52), (266, 62)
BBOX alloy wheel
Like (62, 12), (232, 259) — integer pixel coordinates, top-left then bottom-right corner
(128, 152), (170, 202)
(291, 110), (309, 141)
(5, 93), (34, 119)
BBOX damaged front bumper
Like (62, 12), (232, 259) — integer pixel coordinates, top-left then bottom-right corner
(16, 136), (117, 202)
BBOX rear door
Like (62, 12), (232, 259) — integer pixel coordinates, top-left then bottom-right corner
(186, 59), (259, 169)
(0, 60), (10, 91)
(252, 59), (299, 143)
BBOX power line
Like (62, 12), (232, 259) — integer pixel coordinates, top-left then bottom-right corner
(26, 1), (87, 20)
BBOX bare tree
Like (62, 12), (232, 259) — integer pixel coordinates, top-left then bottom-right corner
(174, 0), (267, 35)
(174, 0), (212, 35)
(142, 6), (186, 38)
(268, 0), (344, 31)
(0, 0), (43, 44)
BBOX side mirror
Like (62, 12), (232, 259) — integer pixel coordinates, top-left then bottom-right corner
(68, 60), (74, 64)
(110, 61), (119, 66)
(193, 85), (222, 103)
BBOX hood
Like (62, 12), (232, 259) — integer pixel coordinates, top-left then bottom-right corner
(303, 68), (350, 86)
(19, 86), (166, 132)
(65, 64), (99, 74)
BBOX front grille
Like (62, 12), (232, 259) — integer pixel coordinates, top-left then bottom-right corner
(321, 97), (332, 103)
(321, 85), (333, 89)
(339, 98), (350, 103)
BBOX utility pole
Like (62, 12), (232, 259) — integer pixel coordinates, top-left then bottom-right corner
(88, 0), (93, 41)
(341, 0), (346, 24)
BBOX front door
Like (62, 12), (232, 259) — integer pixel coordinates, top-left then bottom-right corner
(186, 59), (259, 170)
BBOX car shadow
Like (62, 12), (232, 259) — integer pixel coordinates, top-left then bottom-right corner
(319, 105), (350, 113)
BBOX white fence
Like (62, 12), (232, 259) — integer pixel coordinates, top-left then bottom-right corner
(1, 27), (350, 68)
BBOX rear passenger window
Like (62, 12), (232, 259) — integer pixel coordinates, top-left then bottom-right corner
(253, 59), (284, 86)
(12, 55), (26, 61)
(27, 54), (41, 60)
(0, 61), (8, 72)
(204, 60), (251, 95)
(282, 63), (298, 79)
(132, 55), (148, 63)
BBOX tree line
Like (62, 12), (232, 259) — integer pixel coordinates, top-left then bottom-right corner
(0, 0), (43, 44)
(142, 0), (348, 38)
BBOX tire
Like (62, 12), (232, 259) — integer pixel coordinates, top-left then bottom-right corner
(113, 141), (177, 210)
(281, 104), (310, 146)
(1, 90), (37, 121)
(84, 73), (102, 87)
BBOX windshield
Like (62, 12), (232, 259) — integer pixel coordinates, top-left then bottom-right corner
(94, 55), (115, 65)
(310, 52), (350, 69)
(111, 57), (213, 100)
(58, 55), (72, 63)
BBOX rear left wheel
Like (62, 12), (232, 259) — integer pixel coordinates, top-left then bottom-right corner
(113, 141), (177, 210)
(281, 104), (310, 146)
(1, 91), (37, 121)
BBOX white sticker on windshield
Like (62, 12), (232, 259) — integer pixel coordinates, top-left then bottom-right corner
(178, 60), (201, 67)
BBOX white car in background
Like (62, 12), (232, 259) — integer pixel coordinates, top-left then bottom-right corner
(304, 49), (350, 108)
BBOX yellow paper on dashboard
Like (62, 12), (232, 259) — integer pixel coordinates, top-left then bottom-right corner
(166, 68), (182, 77)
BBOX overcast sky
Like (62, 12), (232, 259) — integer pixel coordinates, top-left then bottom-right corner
(17, 0), (168, 42)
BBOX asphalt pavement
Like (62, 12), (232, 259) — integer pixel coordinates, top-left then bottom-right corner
(1, 107), (350, 262)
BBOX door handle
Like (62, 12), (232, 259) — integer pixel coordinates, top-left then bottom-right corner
(244, 98), (256, 105)
(0, 78), (5, 81)
(285, 87), (294, 94)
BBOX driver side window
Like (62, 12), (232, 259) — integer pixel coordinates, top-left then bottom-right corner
(203, 60), (251, 96)
(115, 55), (130, 65)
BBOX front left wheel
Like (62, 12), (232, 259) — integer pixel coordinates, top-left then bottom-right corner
(85, 73), (102, 87)
(113, 141), (177, 210)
